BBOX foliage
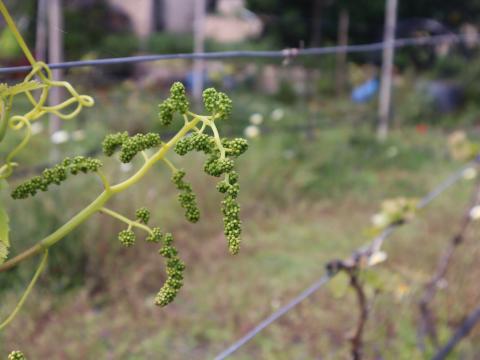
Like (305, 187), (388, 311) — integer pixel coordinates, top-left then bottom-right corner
(447, 130), (480, 161)
(247, 0), (480, 48)
(96, 33), (139, 58)
(146, 32), (194, 55)
(370, 197), (418, 232)
(63, 1), (136, 61)
(274, 80), (298, 104)
(146, 32), (277, 60)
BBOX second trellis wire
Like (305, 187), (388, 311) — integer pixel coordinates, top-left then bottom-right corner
(214, 157), (479, 360)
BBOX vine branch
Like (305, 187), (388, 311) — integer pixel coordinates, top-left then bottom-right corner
(349, 271), (368, 360)
(432, 304), (480, 360)
(418, 176), (480, 350)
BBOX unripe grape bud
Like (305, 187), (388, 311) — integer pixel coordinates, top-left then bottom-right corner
(223, 138), (248, 157)
(170, 82), (189, 114)
(158, 98), (175, 126)
(118, 229), (136, 247)
(11, 157), (102, 200)
(146, 227), (163, 243)
(171, 170), (200, 223)
(135, 207), (151, 224)
(202, 88), (232, 119)
(119, 133), (161, 163)
(155, 233), (185, 306)
(8, 351), (26, 360)
(102, 132), (128, 156)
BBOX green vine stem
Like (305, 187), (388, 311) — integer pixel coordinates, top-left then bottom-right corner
(100, 207), (153, 235)
(0, 250), (48, 330)
(0, 116), (201, 272)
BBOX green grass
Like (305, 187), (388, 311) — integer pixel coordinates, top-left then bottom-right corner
(1, 87), (480, 359)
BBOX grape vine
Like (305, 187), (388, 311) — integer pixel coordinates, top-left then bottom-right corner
(0, 3), (248, 357)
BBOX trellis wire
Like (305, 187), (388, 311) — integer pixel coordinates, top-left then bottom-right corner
(214, 158), (479, 360)
(214, 275), (330, 360)
(0, 33), (475, 75)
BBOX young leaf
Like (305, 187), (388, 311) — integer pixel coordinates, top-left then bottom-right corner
(327, 271), (351, 299)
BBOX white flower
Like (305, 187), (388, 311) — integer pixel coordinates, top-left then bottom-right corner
(244, 125), (260, 139)
(463, 167), (477, 180)
(120, 163), (133, 173)
(469, 205), (480, 220)
(72, 130), (86, 141)
(367, 251), (388, 266)
(271, 108), (284, 121)
(31, 122), (44, 135)
(283, 149), (295, 160)
(386, 146), (398, 158)
(371, 213), (388, 228)
(249, 113), (263, 125)
(51, 130), (69, 144)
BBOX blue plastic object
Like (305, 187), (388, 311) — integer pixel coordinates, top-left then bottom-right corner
(351, 78), (379, 103)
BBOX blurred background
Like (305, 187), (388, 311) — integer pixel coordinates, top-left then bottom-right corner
(1, 0), (480, 358)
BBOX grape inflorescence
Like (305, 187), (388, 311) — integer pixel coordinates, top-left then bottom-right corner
(11, 156), (103, 199)
(9, 81), (247, 313)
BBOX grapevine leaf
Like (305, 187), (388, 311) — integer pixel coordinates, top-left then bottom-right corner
(327, 271), (350, 299)
(0, 180), (10, 264)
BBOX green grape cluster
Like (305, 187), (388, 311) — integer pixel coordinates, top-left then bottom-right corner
(223, 138), (249, 157)
(102, 132), (161, 163)
(158, 82), (189, 126)
(155, 233), (185, 307)
(218, 171), (242, 254)
(170, 87), (248, 254)
(113, 219), (183, 306)
(102, 131), (128, 156)
(118, 229), (135, 247)
(204, 157), (234, 177)
(202, 88), (232, 120)
(120, 133), (161, 163)
(146, 227), (163, 243)
(171, 170), (200, 223)
(174, 133), (214, 156)
(8, 351), (26, 360)
(135, 207), (151, 224)
(11, 156), (103, 199)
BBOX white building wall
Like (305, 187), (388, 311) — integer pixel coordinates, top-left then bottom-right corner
(163, 0), (195, 33)
(108, 0), (154, 38)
